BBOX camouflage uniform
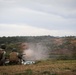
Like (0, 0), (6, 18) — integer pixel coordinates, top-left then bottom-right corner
(0, 44), (6, 66)
(9, 48), (20, 65)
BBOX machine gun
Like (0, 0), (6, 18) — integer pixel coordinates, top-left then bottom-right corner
(18, 53), (26, 59)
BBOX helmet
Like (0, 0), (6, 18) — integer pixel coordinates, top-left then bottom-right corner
(0, 44), (6, 49)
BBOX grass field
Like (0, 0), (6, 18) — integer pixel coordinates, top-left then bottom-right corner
(0, 60), (76, 75)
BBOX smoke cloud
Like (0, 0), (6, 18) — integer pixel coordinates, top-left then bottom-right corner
(22, 42), (49, 61)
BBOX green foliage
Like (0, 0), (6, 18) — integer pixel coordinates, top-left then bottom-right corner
(57, 55), (70, 60)
(15, 69), (33, 75)
(42, 71), (51, 75)
(0, 36), (76, 60)
(2, 73), (8, 75)
(24, 69), (33, 75)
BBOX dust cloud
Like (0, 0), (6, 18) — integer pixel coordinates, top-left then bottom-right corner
(22, 43), (49, 61)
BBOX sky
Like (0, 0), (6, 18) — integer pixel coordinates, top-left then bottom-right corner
(0, 0), (76, 36)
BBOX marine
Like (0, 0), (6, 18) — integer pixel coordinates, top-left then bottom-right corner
(9, 48), (20, 65)
(0, 44), (6, 66)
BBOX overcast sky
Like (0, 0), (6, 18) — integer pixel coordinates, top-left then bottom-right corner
(0, 0), (76, 36)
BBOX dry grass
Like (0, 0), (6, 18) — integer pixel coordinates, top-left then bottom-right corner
(0, 60), (76, 75)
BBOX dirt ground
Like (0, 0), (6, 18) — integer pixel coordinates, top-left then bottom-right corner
(0, 60), (76, 75)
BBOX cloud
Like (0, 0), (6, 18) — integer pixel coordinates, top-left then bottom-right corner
(0, 0), (76, 18)
(0, 24), (76, 37)
(0, 0), (76, 36)
(0, 5), (76, 30)
(0, 24), (54, 36)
